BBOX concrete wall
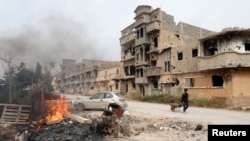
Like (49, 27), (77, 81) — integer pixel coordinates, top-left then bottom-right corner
(232, 69), (250, 96)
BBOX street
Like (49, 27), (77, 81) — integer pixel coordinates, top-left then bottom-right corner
(62, 94), (250, 125)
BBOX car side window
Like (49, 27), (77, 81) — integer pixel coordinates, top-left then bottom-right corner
(105, 93), (113, 98)
(91, 93), (104, 99)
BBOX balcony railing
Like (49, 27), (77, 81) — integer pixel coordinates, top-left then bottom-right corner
(135, 60), (150, 66)
(120, 74), (135, 80)
(135, 37), (150, 46)
(197, 52), (250, 71)
(145, 67), (162, 76)
(146, 20), (161, 33)
(120, 32), (135, 45)
(134, 17), (150, 27)
(110, 74), (121, 80)
(135, 77), (148, 84)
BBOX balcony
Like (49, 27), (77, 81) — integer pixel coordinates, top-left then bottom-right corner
(120, 32), (135, 45)
(197, 52), (250, 71)
(147, 47), (159, 54)
(134, 17), (150, 27)
(135, 77), (148, 84)
(135, 60), (150, 66)
(121, 52), (135, 62)
(120, 74), (135, 80)
(145, 67), (162, 76)
(135, 37), (150, 46)
(110, 74), (121, 80)
(146, 20), (161, 33)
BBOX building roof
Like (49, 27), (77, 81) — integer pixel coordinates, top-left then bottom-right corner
(199, 27), (250, 41)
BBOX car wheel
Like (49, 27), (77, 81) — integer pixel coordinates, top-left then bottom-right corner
(74, 103), (85, 111)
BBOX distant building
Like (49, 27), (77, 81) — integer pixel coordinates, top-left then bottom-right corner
(54, 59), (120, 94)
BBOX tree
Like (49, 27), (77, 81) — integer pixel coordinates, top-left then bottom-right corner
(34, 62), (42, 83)
(0, 52), (15, 103)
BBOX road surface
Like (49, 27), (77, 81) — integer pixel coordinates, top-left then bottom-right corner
(63, 94), (250, 125)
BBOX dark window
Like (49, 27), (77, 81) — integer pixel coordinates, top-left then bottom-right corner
(177, 52), (183, 60)
(212, 75), (223, 86)
(151, 60), (156, 66)
(137, 30), (140, 39)
(164, 61), (171, 72)
(245, 43), (250, 51)
(115, 83), (119, 90)
(131, 81), (136, 89)
(152, 80), (158, 88)
(140, 28), (144, 38)
(192, 49), (198, 57)
(140, 68), (143, 77)
(153, 37), (158, 47)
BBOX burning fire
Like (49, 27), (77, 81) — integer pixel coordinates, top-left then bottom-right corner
(35, 96), (70, 131)
(45, 96), (69, 122)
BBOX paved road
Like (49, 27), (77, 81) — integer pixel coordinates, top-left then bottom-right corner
(62, 94), (250, 125)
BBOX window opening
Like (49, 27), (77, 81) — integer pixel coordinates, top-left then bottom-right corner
(245, 43), (250, 51)
(140, 28), (144, 38)
(212, 75), (223, 86)
(177, 52), (183, 60)
(192, 49), (198, 57)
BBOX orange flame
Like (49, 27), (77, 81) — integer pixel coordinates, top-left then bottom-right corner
(45, 96), (69, 122)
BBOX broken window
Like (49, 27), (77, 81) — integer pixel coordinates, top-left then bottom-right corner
(115, 83), (119, 90)
(212, 75), (223, 86)
(131, 47), (135, 56)
(152, 80), (158, 89)
(184, 78), (194, 87)
(124, 66), (128, 76)
(203, 41), (218, 56)
(164, 61), (170, 72)
(153, 37), (158, 47)
(131, 81), (136, 89)
(192, 49), (198, 57)
(151, 60), (156, 66)
(177, 52), (183, 60)
(140, 68), (143, 77)
(245, 43), (250, 51)
(136, 69), (139, 78)
(130, 66), (135, 75)
(140, 28), (144, 38)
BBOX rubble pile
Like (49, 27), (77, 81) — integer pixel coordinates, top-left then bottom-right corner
(28, 119), (101, 141)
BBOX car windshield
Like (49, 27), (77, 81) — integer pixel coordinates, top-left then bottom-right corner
(114, 93), (124, 98)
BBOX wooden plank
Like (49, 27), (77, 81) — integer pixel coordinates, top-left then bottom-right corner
(0, 103), (31, 125)
(64, 113), (92, 124)
(0, 120), (29, 124)
(0, 103), (31, 107)
(4, 108), (30, 112)
(3, 112), (30, 116)
(46, 119), (62, 125)
(1, 106), (7, 119)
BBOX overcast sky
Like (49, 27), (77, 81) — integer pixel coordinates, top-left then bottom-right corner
(0, 0), (250, 75)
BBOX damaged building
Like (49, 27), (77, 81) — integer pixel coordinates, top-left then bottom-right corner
(119, 5), (250, 106)
(54, 5), (250, 107)
(54, 59), (120, 95)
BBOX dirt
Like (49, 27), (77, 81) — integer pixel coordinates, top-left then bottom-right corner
(105, 111), (207, 141)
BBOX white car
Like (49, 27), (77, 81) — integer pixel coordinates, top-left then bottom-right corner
(73, 92), (128, 111)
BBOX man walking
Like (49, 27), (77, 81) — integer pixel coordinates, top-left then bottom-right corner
(181, 88), (189, 113)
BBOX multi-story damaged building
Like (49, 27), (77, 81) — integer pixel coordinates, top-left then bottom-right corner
(54, 5), (250, 107)
(119, 5), (250, 106)
(54, 59), (120, 94)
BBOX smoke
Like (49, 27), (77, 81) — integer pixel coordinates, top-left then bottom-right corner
(0, 14), (101, 71)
